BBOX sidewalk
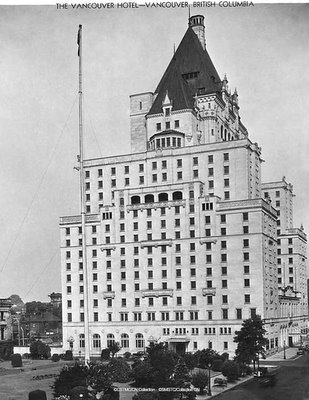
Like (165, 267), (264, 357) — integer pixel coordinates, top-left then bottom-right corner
(263, 346), (299, 362)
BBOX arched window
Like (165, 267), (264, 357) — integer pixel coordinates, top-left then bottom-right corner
(172, 191), (183, 200)
(93, 334), (101, 349)
(159, 193), (168, 202)
(136, 333), (144, 349)
(220, 125), (223, 138)
(131, 195), (141, 205)
(121, 333), (129, 348)
(79, 334), (85, 348)
(224, 129), (227, 141)
(145, 194), (154, 203)
(107, 333), (115, 347)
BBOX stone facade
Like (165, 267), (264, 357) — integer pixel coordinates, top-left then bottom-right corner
(60, 15), (308, 357)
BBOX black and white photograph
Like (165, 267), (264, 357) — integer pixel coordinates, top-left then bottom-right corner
(0, 1), (309, 399)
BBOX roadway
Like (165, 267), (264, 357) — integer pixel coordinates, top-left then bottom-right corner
(215, 351), (309, 400)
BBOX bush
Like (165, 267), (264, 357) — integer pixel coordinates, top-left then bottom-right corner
(63, 350), (73, 361)
(11, 353), (22, 367)
(0, 341), (13, 360)
(183, 353), (198, 371)
(107, 357), (132, 382)
(51, 354), (61, 362)
(70, 386), (89, 400)
(101, 348), (111, 360)
(222, 360), (240, 382)
(28, 390), (47, 400)
(212, 359), (224, 372)
(192, 371), (208, 394)
(221, 352), (229, 361)
(30, 341), (51, 359)
(53, 363), (88, 397)
(123, 351), (131, 360)
(22, 353), (31, 359)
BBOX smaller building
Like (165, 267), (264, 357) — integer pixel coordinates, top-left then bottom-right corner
(0, 298), (12, 341)
(49, 292), (62, 309)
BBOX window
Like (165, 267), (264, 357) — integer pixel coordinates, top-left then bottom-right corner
(175, 120), (180, 128)
(223, 153), (229, 161)
(156, 123), (161, 131)
(244, 279), (250, 287)
(93, 334), (101, 348)
(208, 168), (214, 177)
(244, 265), (250, 274)
(79, 334), (85, 348)
(152, 162), (157, 170)
(177, 159), (182, 168)
(236, 308), (242, 319)
(222, 280), (227, 288)
(121, 333), (129, 348)
(222, 309), (228, 319)
(244, 294), (250, 304)
(177, 171), (182, 180)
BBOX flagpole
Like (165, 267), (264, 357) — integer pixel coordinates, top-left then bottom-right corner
(78, 24), (91, 363)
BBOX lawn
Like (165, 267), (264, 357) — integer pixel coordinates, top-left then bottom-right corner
(0, 360), (66, 400)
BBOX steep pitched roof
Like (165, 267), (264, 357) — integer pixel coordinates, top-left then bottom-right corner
(148, 26), (222, 116)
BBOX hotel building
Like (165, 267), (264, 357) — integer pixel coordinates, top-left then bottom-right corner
(60, 15), (308, 356)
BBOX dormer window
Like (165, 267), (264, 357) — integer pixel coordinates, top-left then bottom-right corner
(182, 71), (199, 80)
(164, 107), (171, 117)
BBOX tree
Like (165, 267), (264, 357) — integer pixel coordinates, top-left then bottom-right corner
(222, 360), (240, 382)
(132, 342), (178, 391)
(30, 340), (50, 359)
(172, 358), (191, 398)
(195, 348), (221, 369)
(108, 341), (121, 358)
(234, 315), (268, 372)
(192, 371), (208, 394)
(183, 353), (198, 372)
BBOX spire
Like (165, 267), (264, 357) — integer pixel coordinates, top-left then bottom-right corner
(148, 24), (221, 116)
(222, 74), (228, 92)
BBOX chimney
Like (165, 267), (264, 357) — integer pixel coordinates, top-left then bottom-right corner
(189, 15), (206, 50)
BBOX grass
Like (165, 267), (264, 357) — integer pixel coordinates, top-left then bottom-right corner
(0, 359), (67, 400)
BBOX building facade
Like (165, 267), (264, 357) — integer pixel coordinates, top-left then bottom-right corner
(60, 15), (308, 356)
(0, 298), (12, 341)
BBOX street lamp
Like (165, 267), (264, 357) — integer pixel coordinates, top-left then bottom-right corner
(283, 340), (286, 359)
(208, 363), (212, 396)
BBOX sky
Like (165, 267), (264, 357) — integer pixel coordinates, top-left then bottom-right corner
(0, 3), (308, 302)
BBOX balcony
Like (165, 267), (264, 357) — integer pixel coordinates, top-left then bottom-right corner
(140, 239), (172, 248)
(127, 199), (186, 212)
(202, 287), (216, 296)
(60, 214), (100, 225)
(141, 289), (173, 298)
(103, 291), (115, 299)
(101, 245), (116, 252)
(200, 239), (217, 245)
